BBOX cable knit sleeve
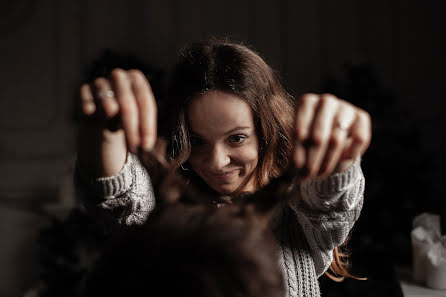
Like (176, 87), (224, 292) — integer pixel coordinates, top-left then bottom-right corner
(288, 157), (365, 277)
(74, 153), (156, 233)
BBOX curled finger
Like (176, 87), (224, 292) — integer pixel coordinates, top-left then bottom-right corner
(128, 69), (157, 152)
(342, 110), (371, 159)
(93, 77), (119, 118)
(293, 94), (319, 169)
(318, 105), (355, 177)
(80, 84), (96, 116)
(111, 68), (140, 153)
(305, 94), (338, 179)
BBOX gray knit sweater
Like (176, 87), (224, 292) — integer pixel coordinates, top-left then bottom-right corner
(76, 154), (364, 297)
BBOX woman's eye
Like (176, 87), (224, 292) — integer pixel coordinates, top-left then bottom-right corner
(228, 135), (246, 144)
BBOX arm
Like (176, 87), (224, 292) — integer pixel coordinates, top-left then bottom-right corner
(75, 69), (158, 232)
(289, 157), (364, 276)
(285, 93), (370, 276)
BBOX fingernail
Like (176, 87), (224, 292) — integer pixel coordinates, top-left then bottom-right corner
(84, 103), (95, 115)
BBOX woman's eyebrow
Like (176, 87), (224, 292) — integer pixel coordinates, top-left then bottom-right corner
(224, 126), (252, 135)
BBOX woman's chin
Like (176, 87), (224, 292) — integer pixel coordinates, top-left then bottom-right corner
(212, 184), (238, 195)
(211, 181), (252, 196)
(207, 176), (255, 196)
(209, 179), (240, 196)
(201, 172), (255, 196)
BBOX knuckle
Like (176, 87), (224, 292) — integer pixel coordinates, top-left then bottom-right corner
(320, 94), (337, 106)
(353, 134), (367, 146)
(93, 77), (107, 88)
(361, 110), (372, 124)
(111, 68), (126, 80)
(128, 69), (144, 80)
(344, 104), (355, 116)
(299, 93), (318, 106)
(320, 93), (335, 100)
(355, 108), (367, 120)
(342, 98), (354, 108)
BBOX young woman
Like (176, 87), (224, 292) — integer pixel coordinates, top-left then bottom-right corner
(76, 38), (371, 297)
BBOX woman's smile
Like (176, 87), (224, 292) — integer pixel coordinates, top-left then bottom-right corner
(207, 169), (238, 181)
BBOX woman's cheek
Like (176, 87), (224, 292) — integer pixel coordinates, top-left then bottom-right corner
(234, 144), (259, 167)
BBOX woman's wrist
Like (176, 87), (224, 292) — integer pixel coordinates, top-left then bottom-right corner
(333, 158), (356, 174)
(77, 123), (128, 178)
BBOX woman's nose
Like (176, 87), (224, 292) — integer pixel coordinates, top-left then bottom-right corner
(207, 145), (230, 171)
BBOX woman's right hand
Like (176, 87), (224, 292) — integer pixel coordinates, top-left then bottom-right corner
(79, 68), (158, 152)
(77, 68), (157, 177)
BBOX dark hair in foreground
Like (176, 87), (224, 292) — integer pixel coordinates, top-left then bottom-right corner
(83, 190), (285, 297)
(164, 38), (361, 282)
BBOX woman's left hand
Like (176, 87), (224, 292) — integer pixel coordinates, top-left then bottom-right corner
(292, 93), (371, 180)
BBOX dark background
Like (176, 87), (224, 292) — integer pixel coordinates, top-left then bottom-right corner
(0, 0), (445, 296)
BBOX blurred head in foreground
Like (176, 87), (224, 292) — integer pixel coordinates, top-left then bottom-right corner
(83, 202), (285, 297)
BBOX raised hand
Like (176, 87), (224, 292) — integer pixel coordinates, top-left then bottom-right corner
(77, 68), (157, 177)
(292, 94), (371, 180)
(79, 68), (157, 153)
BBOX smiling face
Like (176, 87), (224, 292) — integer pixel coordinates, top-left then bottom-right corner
(187, 90), (259, 196)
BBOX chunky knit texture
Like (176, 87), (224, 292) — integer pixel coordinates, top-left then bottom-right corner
(75, 154), (364, 297)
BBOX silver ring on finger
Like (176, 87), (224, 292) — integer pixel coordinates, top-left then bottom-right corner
(335, 119), (351, 132)
(97, 90), (115, 100)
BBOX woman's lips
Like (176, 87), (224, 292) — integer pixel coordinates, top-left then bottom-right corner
(207, 170), (237, 180)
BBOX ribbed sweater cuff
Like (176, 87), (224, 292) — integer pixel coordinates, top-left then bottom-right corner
(303, 157), (361, 194)
(76, 153), (133, 198)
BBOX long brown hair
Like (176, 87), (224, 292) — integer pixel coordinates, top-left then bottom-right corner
(164, 37), (360, 281)
(166, 37), (294, 188)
